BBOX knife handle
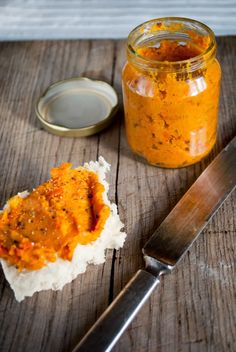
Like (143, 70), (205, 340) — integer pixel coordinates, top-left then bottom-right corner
(72, 269), (160, 352)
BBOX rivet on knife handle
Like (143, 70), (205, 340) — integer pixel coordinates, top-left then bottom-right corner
(72, 136), (236, 352)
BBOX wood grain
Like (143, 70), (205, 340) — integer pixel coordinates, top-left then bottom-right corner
(0, 37), (235, 352)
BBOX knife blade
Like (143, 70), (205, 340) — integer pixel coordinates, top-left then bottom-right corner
(72, 136), (236, 352)
(144, 136), (236, 268)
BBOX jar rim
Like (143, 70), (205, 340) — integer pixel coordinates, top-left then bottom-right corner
(127, 17), (216, 72)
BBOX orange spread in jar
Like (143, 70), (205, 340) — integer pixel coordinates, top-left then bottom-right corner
(0, 164), (110, 271)
(122, 19), (221, 168)
(136, 41), (202, 62)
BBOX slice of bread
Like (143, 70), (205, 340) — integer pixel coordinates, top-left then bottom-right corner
(0, 156), (126, 302)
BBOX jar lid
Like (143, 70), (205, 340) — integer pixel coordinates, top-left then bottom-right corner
(35, 77), (118, 137)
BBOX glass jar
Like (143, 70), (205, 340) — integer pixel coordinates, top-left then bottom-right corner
(122, 17), (221, 168)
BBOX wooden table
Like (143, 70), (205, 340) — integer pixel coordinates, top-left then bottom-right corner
(0, 38), (235, 352)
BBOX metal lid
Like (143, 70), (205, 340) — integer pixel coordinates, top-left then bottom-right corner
(35, 77), (118, 137)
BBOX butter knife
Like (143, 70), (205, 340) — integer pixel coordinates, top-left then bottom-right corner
(72, 136), (236, 352)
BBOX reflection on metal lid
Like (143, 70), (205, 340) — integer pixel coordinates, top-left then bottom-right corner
(35, 77), (118, 137)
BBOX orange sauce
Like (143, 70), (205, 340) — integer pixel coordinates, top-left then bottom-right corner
(0, 164), (110, 270)
(122, 33), (221, 168)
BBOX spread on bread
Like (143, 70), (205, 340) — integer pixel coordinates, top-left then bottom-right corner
(0, 163), (110, 271)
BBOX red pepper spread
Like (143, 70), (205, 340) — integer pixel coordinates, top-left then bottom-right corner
(0, 163), (110, 271)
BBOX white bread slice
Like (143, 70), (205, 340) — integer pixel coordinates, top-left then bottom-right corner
(0, 156), (126, 302)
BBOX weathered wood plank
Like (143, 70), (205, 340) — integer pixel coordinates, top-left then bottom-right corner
(0, 39), (117, 352)
(112, 36), (236, 352)
(0, 37), (235, 352)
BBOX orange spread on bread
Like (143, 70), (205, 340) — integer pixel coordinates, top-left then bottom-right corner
(0, 163), (110, 271)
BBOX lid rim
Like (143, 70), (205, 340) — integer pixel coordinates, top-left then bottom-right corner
(35, 77), (118, 137)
